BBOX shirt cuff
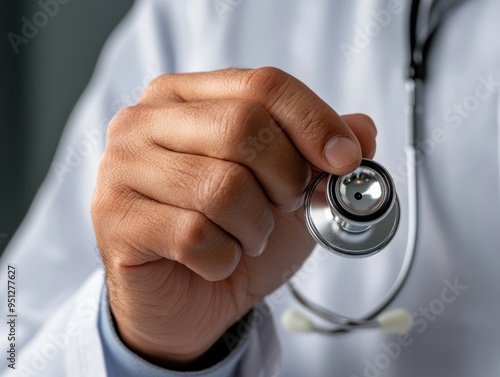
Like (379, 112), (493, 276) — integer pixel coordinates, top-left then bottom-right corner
(97, 285), (251, 377)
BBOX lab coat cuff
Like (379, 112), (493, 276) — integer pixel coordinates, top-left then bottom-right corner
(98, 284), (253, 377)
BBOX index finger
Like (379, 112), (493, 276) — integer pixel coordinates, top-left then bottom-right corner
(139, 67), (366, 175)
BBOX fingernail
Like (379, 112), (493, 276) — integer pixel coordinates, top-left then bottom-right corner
(324, 136), (360, 170)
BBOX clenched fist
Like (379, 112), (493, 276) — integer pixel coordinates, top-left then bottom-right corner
(91, 67), (377, 368)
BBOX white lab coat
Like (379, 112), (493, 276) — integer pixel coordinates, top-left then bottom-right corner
(1, 0), (500, 376)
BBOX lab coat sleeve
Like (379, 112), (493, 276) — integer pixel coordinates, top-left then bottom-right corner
(0, 1), (281, 376)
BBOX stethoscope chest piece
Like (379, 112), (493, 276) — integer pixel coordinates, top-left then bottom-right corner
(304, 159), (400, 258)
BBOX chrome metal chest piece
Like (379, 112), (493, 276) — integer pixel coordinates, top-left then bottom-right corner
(304, 159), (400, 258)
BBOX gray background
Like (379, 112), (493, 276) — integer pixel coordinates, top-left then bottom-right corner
(0, 0), (134, 254)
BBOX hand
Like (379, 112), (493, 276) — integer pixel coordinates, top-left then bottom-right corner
(91, 67), (377, 367)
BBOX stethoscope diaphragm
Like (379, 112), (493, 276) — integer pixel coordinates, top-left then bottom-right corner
(304, 159), (400, 258)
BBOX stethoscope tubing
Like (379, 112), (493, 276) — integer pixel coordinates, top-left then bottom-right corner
(286, 0), (469, 335)
(286, 78), (420, 331)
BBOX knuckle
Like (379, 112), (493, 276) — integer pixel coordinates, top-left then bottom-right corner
(216, 100), (267, 144)
(174, 211), (214, 260)
(175, 210), (241, 281)
(294, 103), (330, 141)
(142, 74), (175, 100)
(105, 106), (153, 165)
(92, 186), (130, 225)
(109, 193), (150, 250)
(227, 100), (263, 129)
(91, 188), (134, 261)
(202, 163), (251, 209)
(91, 180), (109, 218)
(95, 151), (128, 192)
(254, 205), (275, 240)
(145, 74), (166, 91)
(107, 106), (136, 139)
(91, 190), (108, 227)
(290, 165), (312, 199)
(239, 66), (291, 103)
(209, 100), (281, 165)
(107, 105), (151, 142)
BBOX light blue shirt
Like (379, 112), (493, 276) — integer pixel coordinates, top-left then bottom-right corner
(98, 286), (250, 377)
(2, 1), (500, 376)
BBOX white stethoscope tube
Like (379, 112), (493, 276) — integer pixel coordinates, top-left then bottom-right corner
(281, 78), (419, 335)
(282, 0), (466, 338)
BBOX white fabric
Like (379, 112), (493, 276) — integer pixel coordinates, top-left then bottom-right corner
(1, 0), (500, 376)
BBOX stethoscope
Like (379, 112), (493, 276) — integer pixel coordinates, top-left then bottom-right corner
(282, 0), (464, 335)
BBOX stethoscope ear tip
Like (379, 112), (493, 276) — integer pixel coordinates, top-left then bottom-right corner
(281, 309), (315, 333)
(376, 308), (413, 334)
(281, 306), (413, 335)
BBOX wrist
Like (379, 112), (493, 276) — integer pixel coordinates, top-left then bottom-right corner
(110, 301), (253, 371)
(110, 307), (219, 368)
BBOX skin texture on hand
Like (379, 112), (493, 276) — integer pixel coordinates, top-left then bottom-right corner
(91, 67), (377, 368)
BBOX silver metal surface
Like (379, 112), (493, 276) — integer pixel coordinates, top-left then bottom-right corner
(335, 167), (386, 217)
(304, 159), (400, 258)
(286, 16), (425, 334)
